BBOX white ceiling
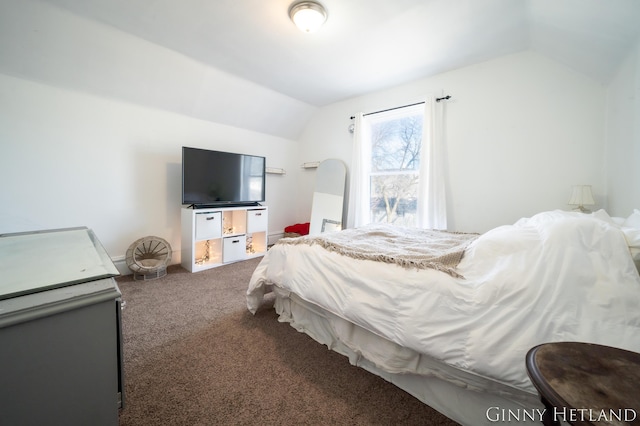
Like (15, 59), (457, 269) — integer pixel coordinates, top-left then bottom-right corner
(32, 0), (640, 106)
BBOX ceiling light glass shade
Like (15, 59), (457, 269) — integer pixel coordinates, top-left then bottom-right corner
(289, 1), (327, 33)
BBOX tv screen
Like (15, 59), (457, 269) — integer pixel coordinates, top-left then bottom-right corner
(182, 147), (265, 207)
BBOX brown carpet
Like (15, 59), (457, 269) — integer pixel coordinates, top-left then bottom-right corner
(116, 259), (459, 425)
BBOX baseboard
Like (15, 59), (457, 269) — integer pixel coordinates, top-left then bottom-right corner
(110, 255), (131, 276)
(268, 232), (284, 246)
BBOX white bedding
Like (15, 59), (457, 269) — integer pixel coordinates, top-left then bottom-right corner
(247, 210), (640, 395)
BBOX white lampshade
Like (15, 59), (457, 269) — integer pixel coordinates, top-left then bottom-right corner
(568, 185), (595, 212)
(289, 1), (327, 33)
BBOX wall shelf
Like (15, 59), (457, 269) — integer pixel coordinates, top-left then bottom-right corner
(301, 162), (320, 169)
(266, 167), (286, 175)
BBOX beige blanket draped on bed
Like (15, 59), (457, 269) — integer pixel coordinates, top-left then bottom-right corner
(277, 223), (478, 278)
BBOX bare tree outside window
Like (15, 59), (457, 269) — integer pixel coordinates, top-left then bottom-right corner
(368, 110), (423, 226)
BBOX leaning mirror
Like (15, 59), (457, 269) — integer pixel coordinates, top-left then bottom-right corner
(309, 159), (347, 236)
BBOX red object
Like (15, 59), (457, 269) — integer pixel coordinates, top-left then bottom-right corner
(284, 222), (310, 235)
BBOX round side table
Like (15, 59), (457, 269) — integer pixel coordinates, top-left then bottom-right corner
(526, 342), (640, 426)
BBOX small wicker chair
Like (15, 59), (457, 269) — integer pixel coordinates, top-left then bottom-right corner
(125, 236), (172, 281)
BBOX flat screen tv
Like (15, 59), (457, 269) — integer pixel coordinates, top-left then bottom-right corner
(182, 147), (265, 208)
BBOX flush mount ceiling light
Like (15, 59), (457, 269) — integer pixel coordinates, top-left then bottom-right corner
(289, 1), (327, 33)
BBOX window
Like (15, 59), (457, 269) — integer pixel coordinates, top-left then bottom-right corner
(365, 104), (424, 227)
(348, 96), (447, 231)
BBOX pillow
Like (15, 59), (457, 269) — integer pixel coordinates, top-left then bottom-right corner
(591, 209), (614, 224)
(611, 216), (626, 226)
(623, 209), (640, 229)
(620, 209), (640, 250)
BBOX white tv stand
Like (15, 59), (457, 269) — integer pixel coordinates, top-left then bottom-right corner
(181, 205), (268, 273)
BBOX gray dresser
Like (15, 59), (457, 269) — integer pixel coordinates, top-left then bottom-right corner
(0, 227), (124, 426)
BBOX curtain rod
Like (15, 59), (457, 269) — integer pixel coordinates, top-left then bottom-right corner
(349, 95), (451, 120)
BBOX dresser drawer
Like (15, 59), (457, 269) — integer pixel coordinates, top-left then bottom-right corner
(195, 212), (222, 240)
(247, 209), (268, 233)
(222, 235), (246, 263)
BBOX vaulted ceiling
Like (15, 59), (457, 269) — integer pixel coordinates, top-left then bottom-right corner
(34, 0), (640, 107)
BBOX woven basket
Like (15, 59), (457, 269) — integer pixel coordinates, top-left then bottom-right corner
(125, 236), (172, 281)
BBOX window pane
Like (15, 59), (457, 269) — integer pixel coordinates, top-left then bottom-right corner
(370, 172), (418, 227)
(370, 114), (423, 172)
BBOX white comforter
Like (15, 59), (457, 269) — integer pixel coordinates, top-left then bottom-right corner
(247, 210), (640, 393)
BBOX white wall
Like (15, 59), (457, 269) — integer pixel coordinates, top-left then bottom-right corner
(0, 0), (316, 141)
(605, 40), (640, 216)
(297, 51), (607, 232)
(0, 0), (317, 270)
(0, 74), (301, 267)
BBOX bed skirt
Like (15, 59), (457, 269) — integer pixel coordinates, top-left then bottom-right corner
(269, 286), (543, 426)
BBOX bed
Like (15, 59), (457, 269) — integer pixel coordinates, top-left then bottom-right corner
(246, 210), (640, 425)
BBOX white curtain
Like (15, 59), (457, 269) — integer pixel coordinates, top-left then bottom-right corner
(417, 95), (448, 230)
(346, 112), (370, 228)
